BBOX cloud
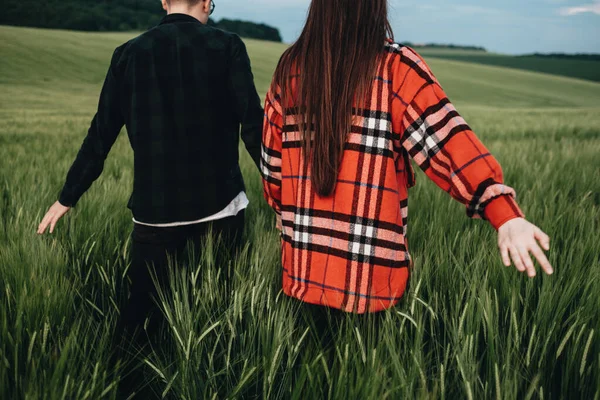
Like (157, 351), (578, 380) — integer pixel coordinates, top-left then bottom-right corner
(559, 1), (600, 16)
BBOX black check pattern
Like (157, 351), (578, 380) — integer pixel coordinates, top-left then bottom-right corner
(59, 13), (264, 224)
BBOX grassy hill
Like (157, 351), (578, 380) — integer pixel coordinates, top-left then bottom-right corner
(0, 26), (287, 112)
(2, 25), (599, 111)
(2, 0), (282, 41)
(2, 24), (598, 142)
(1, 25), (599, 399)
(417, 47), (600, 83)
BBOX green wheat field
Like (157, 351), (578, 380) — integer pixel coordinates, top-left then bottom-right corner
(1, 25), (599, 399)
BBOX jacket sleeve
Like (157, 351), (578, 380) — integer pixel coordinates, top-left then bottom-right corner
(397, 68), (524, 230)
(261, 87), (283, 217)
(59, 47), (125, 207)
(228, 34), (264, 169)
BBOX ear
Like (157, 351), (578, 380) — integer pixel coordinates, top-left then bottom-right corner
(161, 0), (168, 12)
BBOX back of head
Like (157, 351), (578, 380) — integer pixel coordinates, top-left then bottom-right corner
(161, 0), (213, 23)
(163, 0), (202, 6)
(274, 0), (393, 197)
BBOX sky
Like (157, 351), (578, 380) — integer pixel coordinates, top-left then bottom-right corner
(214, 0), (600, 54)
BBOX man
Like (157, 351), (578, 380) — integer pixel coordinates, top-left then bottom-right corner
(37, 0), (263, 335)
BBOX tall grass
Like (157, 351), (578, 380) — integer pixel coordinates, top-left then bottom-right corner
(1, 26), (599, 399)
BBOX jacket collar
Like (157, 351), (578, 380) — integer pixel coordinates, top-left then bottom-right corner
(159, 13), (202, 26)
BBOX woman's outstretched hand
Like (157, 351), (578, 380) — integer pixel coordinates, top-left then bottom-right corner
(37, 201), (71, 234)
(498, 218), (553, 278)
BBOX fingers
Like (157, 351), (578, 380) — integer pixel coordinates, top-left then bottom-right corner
(530, 244), (554, 276)
(38, 213), (52, 234)
(506, 242), (554, 278)
(518, 245), (537, 278)
(37, 203), (69, 234)
(509, 246), (526, 273)
(499, 221), (554, 279)
(48, 209), (67, 234)
(534, 228), (551, 251)
(49, 217), (58, 234)
(500, 244), (511, 267)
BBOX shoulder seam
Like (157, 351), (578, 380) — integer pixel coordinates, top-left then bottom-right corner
(392, 45), (436, 85)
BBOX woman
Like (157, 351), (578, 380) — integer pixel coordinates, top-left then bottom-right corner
(261, 0), (553, 314)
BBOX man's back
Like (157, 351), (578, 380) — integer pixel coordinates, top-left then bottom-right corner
(37, 6), (265, 390)
(58, 13), (263, 224)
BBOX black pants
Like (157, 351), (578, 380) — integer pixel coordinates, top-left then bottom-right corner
(118, 211), (245, 340)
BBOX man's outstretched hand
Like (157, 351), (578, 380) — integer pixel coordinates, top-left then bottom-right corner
(37, 201), (71, 234)
(498, 218), (553, 278)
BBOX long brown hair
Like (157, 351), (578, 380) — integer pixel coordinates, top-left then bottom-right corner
(274, 0), (393, 197)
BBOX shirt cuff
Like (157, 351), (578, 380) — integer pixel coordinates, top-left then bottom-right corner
(484, 194), (524, 230)
(58, 188), (79, 208)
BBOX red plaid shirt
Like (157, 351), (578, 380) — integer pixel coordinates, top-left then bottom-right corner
(261, 43), (524, 313)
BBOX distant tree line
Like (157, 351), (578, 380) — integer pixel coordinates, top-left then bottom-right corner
(519, 53), (600, 62)
(1, 0), (282, 42)
(404, 42), (487, 52)
(209, 19), (282, 43)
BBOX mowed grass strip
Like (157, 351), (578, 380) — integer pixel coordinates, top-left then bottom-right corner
(1, 25), (599, 399)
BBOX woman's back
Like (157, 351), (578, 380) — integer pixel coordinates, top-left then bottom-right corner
(262, 42), (523, 313)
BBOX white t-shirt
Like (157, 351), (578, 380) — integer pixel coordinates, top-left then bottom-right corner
(132, 191), (248, 227)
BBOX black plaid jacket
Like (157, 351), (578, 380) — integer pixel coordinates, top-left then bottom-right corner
(59, 13), (263, 224)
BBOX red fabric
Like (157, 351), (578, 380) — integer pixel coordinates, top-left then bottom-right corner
(261, 44), (524, 313)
